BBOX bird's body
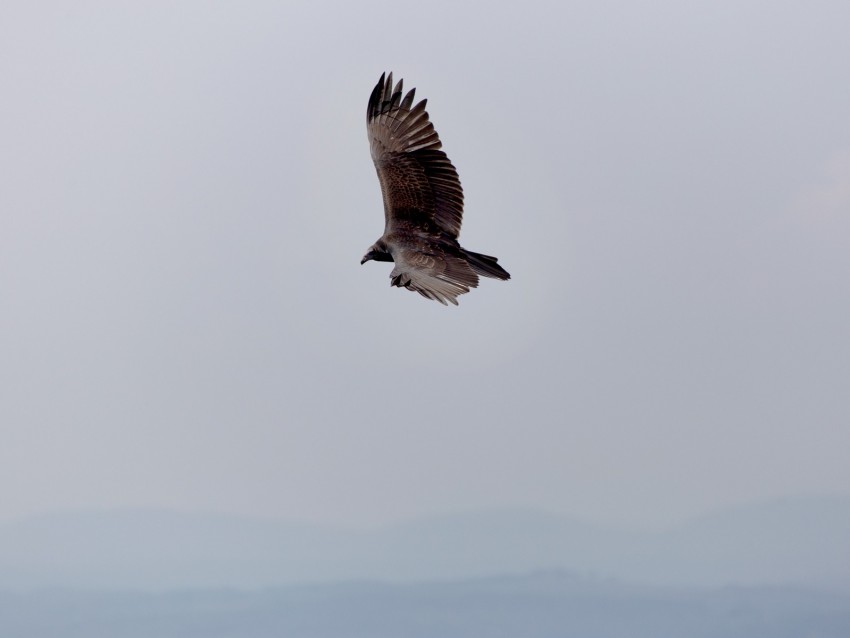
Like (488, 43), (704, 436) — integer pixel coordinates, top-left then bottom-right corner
(361, 72), (510, 305)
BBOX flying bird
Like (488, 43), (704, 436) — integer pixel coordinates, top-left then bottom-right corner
(361, 72), (510, 305)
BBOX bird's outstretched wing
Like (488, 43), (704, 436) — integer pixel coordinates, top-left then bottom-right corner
(389, 242), (479, 306)
(367, 72), (464, 239)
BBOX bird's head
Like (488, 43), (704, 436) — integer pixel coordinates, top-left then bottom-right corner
(360, 242), (392, 265)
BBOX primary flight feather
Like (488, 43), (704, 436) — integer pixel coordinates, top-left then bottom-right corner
(361, 72), (510, 305)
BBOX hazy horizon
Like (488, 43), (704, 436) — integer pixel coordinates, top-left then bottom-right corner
(2, 494), (849, 593)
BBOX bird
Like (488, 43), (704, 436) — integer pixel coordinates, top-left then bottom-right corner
(361, 72), (510, 305)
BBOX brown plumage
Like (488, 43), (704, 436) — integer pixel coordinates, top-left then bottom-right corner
(361, 72), (510, 305)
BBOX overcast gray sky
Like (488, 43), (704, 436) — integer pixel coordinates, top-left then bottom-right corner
(1, 0), (848, 530)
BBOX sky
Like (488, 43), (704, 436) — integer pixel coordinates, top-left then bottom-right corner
(1, 0), (848, 530)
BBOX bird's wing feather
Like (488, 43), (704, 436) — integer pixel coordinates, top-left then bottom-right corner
(367, 73), (464, 239)
(389, 243), (479, 306)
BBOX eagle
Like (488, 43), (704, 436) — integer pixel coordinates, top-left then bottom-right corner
(361, 72), (510, 305)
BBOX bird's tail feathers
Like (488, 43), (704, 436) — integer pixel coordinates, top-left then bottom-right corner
(463, 250), (510, 280)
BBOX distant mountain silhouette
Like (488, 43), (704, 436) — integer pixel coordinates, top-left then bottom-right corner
(1, 495), (848, 590)
(2, 573), (850, 638)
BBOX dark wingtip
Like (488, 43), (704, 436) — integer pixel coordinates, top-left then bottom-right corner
(367, 72), (389, 121)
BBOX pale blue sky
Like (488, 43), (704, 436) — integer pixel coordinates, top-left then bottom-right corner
(1, 0), (848, 529)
